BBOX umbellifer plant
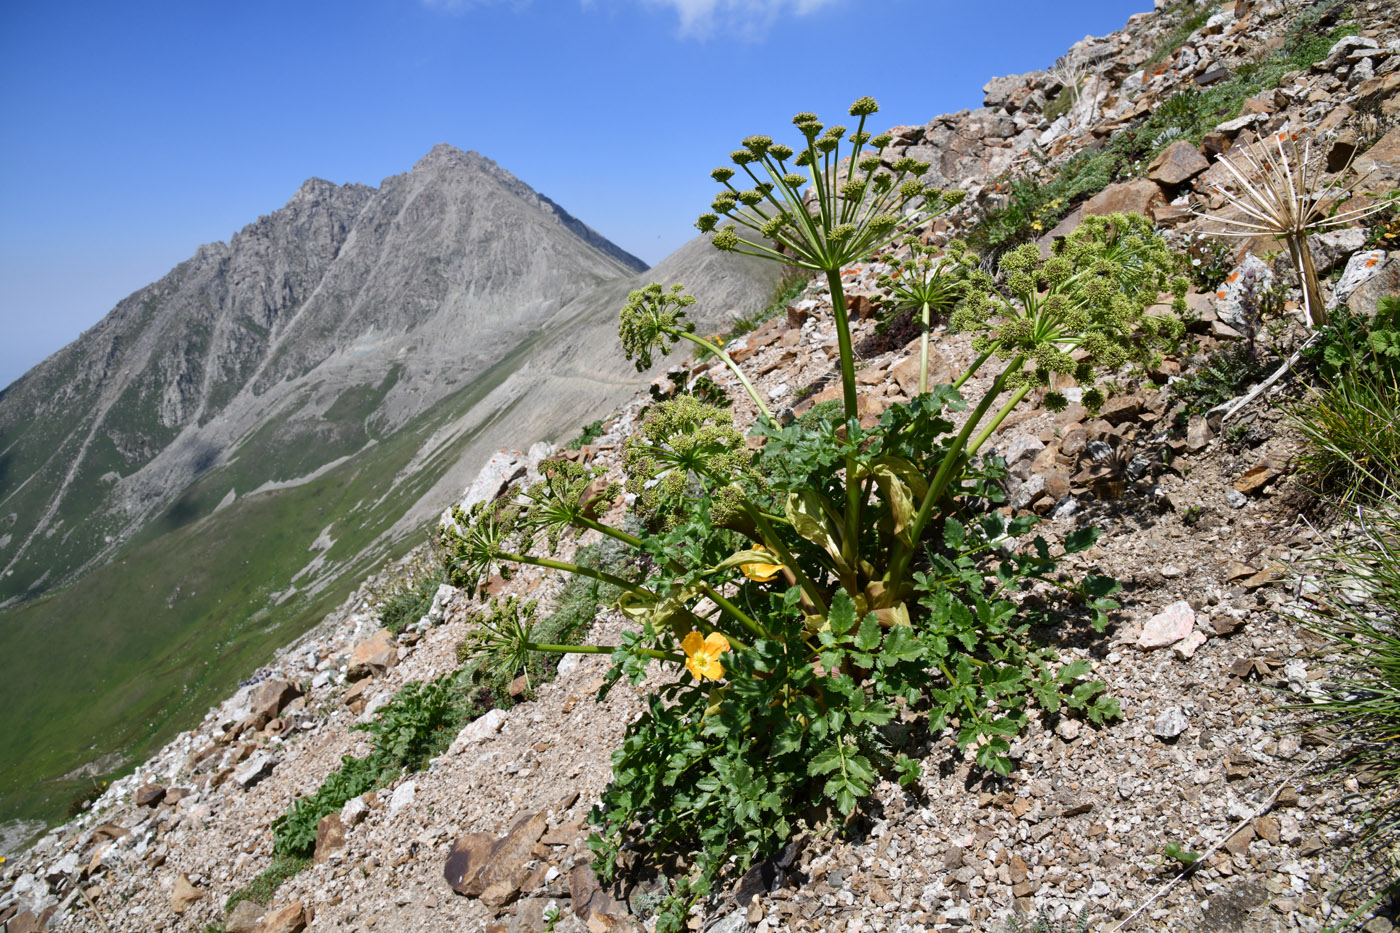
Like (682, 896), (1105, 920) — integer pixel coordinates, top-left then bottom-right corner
(1199, 129), (1386, 329)
(442, 98), (1187, 929)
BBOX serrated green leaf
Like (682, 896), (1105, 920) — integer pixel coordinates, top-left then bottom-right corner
(1057, 659), (1092, 682)
(828, 589), (857, 636)
(944, 517), (967, 550)
(1064, 526), (1100, 554)
(808, 743), (843, 776)
(854, 613), (882, 651)
(882, 625), (924, 662)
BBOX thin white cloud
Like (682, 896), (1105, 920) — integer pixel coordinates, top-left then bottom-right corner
(628, 0), (841, 40)
(422, 0), (840, 38)
(421, 0), (530, 12)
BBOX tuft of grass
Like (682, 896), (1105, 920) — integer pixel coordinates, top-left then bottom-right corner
(224, 854), (310, 913)
(564, 419), (606, 450)
(1289, 487), (1400, 911)
(966, 148), (1116, 257)
(272, 675), (475, 859)
(1294, 299), (1400, 497)
(1146, 2), (1218, 67)
(1291, 369), (1400, 498)
(370, 552), (446, 635)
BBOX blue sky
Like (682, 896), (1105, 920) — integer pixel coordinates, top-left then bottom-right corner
(0, 0), (1147, 390)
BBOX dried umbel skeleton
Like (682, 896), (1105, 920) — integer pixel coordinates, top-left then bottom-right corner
(1200, 130), (1387, 328)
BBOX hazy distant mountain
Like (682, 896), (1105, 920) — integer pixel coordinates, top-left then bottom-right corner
(0, 145), (655, 604)
(0, 143), (781, 824)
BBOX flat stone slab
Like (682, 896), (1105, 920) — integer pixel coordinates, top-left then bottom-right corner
(1138, 600), (1195, 650)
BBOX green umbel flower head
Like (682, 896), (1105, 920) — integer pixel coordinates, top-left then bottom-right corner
(618, 283), (698, 371)
(949, 212), (1184, 413)
(623, 395), (751, 528)
(695, 96), (956, 274)
(874, 239), (966, 323)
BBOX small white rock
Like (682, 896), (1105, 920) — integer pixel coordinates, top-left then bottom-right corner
(389, 781), (416, 817)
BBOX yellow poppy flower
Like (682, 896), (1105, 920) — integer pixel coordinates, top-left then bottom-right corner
(682, 631), (730, 682)
(738, 545), (782, 582)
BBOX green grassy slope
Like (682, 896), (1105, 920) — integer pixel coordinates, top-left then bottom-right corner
(0, 341), (537, 831)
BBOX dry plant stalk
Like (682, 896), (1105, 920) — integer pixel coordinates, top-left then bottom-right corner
(1200, 130), (1385, 328)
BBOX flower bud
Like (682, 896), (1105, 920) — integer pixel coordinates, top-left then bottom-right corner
(849, 96), (879, 116)
(769, 143), (794, 161)
(782, 173), (808, 188)
(730, 150), (755, 165)
(870, 134), (892, 149)
(711, 167), (735, 183)
(791, 112), (818, 125)
(696, 213), (718, 233)
(868, 214), (897, 237)
(858, 155), (881, 173)
(743, 135), (773, 155)
(712, 226), (739, 251)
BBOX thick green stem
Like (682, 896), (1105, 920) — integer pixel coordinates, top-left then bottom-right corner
(825, 268), (861, 422)
(676, 331), (774, 423)
(952, 349), (994, 390)
(825, 267), (865, 591)
(919, 300), (931, 395)
(526, 642), (682, 664)
(966, 385), (1033, 458)
(884, 356), (1026, 592)
(699, 583), (769, 642)
(498, 552), (653, 600)
(576, 516), (644, 550)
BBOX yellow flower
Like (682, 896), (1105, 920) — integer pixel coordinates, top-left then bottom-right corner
(738, 545), (782, 582)
(682, 631), (731, 682)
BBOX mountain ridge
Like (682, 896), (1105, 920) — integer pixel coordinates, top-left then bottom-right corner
(0, 144), (650, 607)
